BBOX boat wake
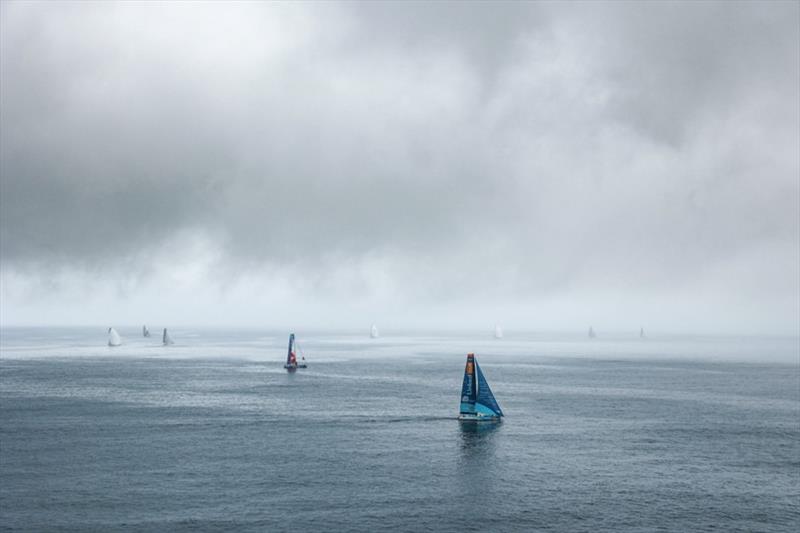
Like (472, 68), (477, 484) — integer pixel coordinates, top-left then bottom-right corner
(345, 415), (456, 425)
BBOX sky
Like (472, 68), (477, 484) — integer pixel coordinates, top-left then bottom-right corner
(1, 0), (798, 334)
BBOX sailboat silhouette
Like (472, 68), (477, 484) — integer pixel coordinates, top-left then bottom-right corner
(458, 353), (503, 422)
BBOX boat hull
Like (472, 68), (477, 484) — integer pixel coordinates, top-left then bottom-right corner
(458, 413), (502, 422)
(284, 364), (307, 371)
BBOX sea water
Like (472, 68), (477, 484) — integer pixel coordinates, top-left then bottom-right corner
(1, 328), (798, 531)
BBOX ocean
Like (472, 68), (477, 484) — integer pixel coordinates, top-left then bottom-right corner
(1, 328), (798, 532)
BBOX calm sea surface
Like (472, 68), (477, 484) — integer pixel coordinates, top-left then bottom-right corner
(1, 328), (798, 532)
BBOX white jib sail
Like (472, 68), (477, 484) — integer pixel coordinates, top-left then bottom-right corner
(494, 325), (503, 339)
(108, 328), (122, 347)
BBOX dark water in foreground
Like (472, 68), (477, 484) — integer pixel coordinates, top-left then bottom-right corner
(1, 330), (798, 531)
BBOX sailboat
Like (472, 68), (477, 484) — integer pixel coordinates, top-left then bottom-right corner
(458, 353), (503, 421)
(284, 333), (307, 371)
(640, 327), (645, 339)
(588, 326), (596, 339)
(162, 328), (174, 346)
(494, 325), (503, 339)
(143, 325), (150, 337)
(370, 324), (379, 338)
(108, 327), (122, 347)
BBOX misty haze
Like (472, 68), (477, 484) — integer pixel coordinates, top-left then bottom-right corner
(1, 1), (798, 532)
(1, 0), (798, 333)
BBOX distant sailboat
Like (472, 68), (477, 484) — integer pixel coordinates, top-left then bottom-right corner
(494, 325), (503, 339)
(284, 333), (307, 371)
(143, 325), (150, 337)
(370, 324), (379, 339)
(162, 328), (174, 346)
(459, 353), (503, 421)
(640, 327), (645, 339)
(588, 326), (596, 339)
(108, 327), (121, 347)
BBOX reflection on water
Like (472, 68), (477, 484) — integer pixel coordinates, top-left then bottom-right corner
(455, 420), (502, 516)
(458, 420), (501, 455)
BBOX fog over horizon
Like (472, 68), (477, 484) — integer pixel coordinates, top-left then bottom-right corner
(1, 1), (798, 335)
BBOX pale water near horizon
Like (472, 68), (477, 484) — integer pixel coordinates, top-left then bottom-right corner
(1, 328), (798, 531)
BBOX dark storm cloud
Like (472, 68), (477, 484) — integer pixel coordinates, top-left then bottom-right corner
(1, 1), (798, 330)
(572, 1), (800, 145)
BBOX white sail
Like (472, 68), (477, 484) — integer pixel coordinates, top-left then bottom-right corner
(640, 327), (645, 339)
(370, 324), (379, 338)
(143, 325), (150, 337)
(108, 327), (122, 347)
(494, 325), (503, 339)
(162, 328), (174, 346)
(588, 326), (596, 338)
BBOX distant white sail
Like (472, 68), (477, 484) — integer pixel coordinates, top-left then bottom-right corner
(494, 325), (503, 339)
(162, 328), (174, 346)
(370, 324), (379, 338)
(108, 327), (122, 347)
(588, 326), (596, 339)
(640, 327), (645, 339)
(143, 325), (150, 337)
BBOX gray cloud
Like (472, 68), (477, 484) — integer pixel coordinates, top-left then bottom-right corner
(1, 1), (797, 332)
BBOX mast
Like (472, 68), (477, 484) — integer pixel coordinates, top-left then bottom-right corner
(471, 355), (477, 398)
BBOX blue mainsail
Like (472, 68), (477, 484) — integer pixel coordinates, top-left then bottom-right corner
(459, 353), (503, 419)
(460, 354), (477, 407)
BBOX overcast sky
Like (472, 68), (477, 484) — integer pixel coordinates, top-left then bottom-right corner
(1, 1), (798, 333)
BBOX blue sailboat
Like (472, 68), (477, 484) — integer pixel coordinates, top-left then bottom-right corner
(458, 353), (503, 421)
(284, 333), (307, 371)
